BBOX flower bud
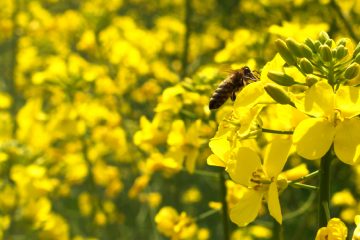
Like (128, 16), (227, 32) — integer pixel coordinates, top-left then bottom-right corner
(325, 39), (333, 48)
(305, 38), (316, 52)
(299, 58), (313, 74)
(344, 63), (360, 79)
(300, 44), (313, 59)
(319, 45), (332, 62)
(267, 71), (297, 86)
(264, 84), (295, 106)
(306, 76), (318, 87)
(337, 38), (347, 47)
(286, 38), (303, 57)
(314, 41), (321, 52)
(319, 31), (330, 44)
(335, 46), (348, 60)
(275, 39), (297, 66)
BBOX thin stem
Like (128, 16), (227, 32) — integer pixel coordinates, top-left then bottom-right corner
(261, 128), (294, 135)
(219, 172), (230, 240)
(318, 148), (333, 228)
(289, 182), (318, 191)
(195, 208), (221, 222)
(329, 0), (359, 42)
(180, 0), (191, 79)
(283, 192), (317, 220)
(290, 170), (319, 184)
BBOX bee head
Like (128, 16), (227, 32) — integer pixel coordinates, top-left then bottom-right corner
(243, 66), (257, 81)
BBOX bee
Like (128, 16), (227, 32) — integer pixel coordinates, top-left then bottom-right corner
(209, 66), (258, 110)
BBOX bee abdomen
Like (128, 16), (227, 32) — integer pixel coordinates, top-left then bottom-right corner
(209, 81), (234, 109)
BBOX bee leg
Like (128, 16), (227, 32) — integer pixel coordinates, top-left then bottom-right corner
(230, 91), (236, 101)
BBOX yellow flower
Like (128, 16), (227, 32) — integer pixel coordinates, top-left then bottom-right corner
(226, 138), (291, 226)
(155, 206), (197, 240)
(353, 215), (360, 239)
(293, 81), (360, 164)
(315, 218), (347, 240)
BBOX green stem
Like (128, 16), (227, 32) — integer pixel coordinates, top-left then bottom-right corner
(318, 149), (333, 228)
(289, 182), (318, 191)
(329, 0), (359, 42)
(261, 128), (294, 135)
(290, 170), (319, 183)
(219, 172), (230, 240)
(195, 208), (221, 222)
(180, 0), (191, 79)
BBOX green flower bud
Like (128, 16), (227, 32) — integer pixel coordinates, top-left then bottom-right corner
(319, 45), (332, 62)
(314, 41), (321, 52)
(325, 39), (333, 47)
(305, 38), (316, 52)
(299, 58), (313, 74)
(264, 83), (295, 106)
(353, 42), (360, 57)
(335, 46), (348, 60)
(267, 71), (297, 86)
(319, 31), (330, 44)
(344, 63), (360, 79)
(286, 38), (303, 57)
(275, 39), (297, 66)
(354, 53), (360, 64)
(337, 38), (347, 47)
(300, 44), (313, 59)
(331, 49), (337, 58)
(306, 76), (318, 87)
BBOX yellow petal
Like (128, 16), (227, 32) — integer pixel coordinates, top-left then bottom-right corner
(207, 154), (225, 167)
(293, 118), (335, 160)
(268, 182), (282, 224)
(263, 138), (292, 177)
(234, 81), (266, 108)
(229, 190), (263, 227)
(296, 81), (334, 118)
(226, 147), (261, 186)
(209, 135), (231, 163)
(334, 118), (360, 165)
(335, 85), (360, 118)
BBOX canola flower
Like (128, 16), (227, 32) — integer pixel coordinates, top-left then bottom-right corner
(208, 31), (360, 236)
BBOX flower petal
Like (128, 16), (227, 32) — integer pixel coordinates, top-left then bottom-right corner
(229, 190), (263, 227)
(268, 182), (282, 224)
(209, 135), (231, 163)
(234, 81), (267, 108)
(334, 118), (360, 165)
(263, 138), (292, 177)
(226, 147), (261, 186)
(293, 118), (335, 160)
(295, 81), (334, 118)
(335, 85), (360, 118)
(207, 154), (225, 167)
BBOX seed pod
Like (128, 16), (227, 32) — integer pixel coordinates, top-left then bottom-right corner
(299, 58), (313, 74)
(286, 38), (303, 57)
(267, 71), (297, 86)
(305, 38), (317, 52)
(319, 45), (332, 62)
(319, 31), (330, 44)
(344, 63), (360, 79)
(264, 83), (295, 106)
(335, 46), (348, 60)
(300, 44), (313, 59)
(275, 39), (297, 66)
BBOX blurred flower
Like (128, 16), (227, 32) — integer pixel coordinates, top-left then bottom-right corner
(315, 218), (347, 240)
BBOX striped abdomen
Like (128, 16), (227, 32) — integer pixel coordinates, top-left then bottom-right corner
(209, 79), (237, 110)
